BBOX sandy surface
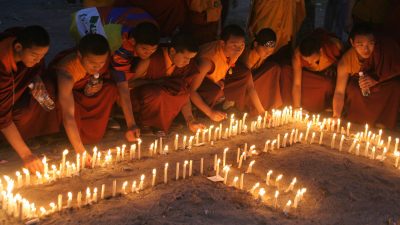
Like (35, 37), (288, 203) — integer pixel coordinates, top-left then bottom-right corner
(1, 1), (400, 225)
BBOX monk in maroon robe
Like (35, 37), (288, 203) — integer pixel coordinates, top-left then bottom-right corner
(121, 33), (205, 134)
(0, 26), (59, 172)
(48, 34), (118, 157)
(333, 23), (400, 129)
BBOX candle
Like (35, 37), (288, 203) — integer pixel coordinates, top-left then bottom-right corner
(319, 131), (324, 145)
(377, 129), (382, 145)
(238, 152), (245, 169)
(96, 152), (101, 167)
(149, 143), (154, 156)
(395, 151), (400, 168)
(293, 190), (301, 208)
(16, 171), (22, 188)
(130, 144), (136, 160)
(274, 190), (279, 209)
(188, 136), (194, 149)
(160, 163), (167, 184)
(275, 174), (283, 189)
(159, 138), (163, 154)
(214, 128), (219, 141)
(174, 134), (179, 151)
(101, 184), (105, 200)
(285, 177), (297, 193)
(176, 162), (180, 180)
(271, 140), (276, 151)
(223, 128), (228, 139)
(289, 130), (294, 145)
(305, 122), (311, 141)
(264, 140), (270, 152)
(93, 188), (98, 203)
(371, 146), (376, 160)
(299, 133), (303, 143)
(229, 114), (234, 137)
(200, 158), (204, 175)
(250, 182), (260, 195)
(67, 192), (72, 208)
(195, 129), (200, 145)
(152, 169), (157, 187)
(310, 132), (315, 144)
(214, 154), (218, 171)
(349, 139), (357, 153)
(339, 135), (345, 151)
(219, 124), (222, 139)
(240, 173), (244, 190)
(246, 160), (255, 173)
(92, 147), (97, 168)
(266, 170), (273, 186)
(164, 145), (169, 155)
(294, 129), (299, 143)
(386, 136), (392, 152)
(277, 134), (281, 149)
(236, 148), (241, 162)
(216, 159), (221, 177)
(183, 161), (188, 179)
(244, 143), (248, 160)
(42, 156), (48, 175)
(112, 180), (117, 197)
(116, 147), (121, 162)
(223, 148), (229, 167)
(283, 200), (292, 214)
(182, 135), (187, 149)
(283, 133), (288, 147)
(50, 202), (56, 213)
(77, 191), (82, 208)
(138, 139), (142, 160)
(131, 181), (137, 193)
(202, 129), (207, 143)
(347, 122), (351, 136)
(380, 147), (388, 161)
(62, 149), (69, 175)
(258, 188), (266, 202)
(57, 194), (62, 211)
(139, 175), (145, 190)
(76, 153), (80, 173)
(154, 140), (158, 155)
(232, 176), (239, 188)
(22, 168), (30, 186)
(395, 138), (399, 153)
(189, 160), (193, 177)
(364, 124), (369, 140)
(85, 187), (91, 205)
(355, 143), (360, 156)
(223, 166), (230, 184)
(331, 133), (337, 149)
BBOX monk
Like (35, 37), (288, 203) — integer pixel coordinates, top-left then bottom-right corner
(111, 22), (160, 139)
(0, 26), (59, 172)
(191, 25), (266, 122)
(248, 0), (306, 52)
(50, 34), (118, 156)
(123, 33), (205, 134)
(281, 29), (343, 113)
(240, 28), (282, 112)
(333, 23), (400, 129)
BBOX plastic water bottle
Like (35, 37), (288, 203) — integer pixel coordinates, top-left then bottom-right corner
(358, 72), (370, 97)
(84, 73), (102, 96)
(28, 83), (55, 111)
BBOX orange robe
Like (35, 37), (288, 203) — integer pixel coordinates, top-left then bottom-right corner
(248, 0), (306, 52)
(240, 48), (282, 112)
(0, 32), (60, 141)
(48, 50), (118, 144)
(340, 37), (400, 129)
(128, 48), (198, 132)
(280, 31), (342, 112)
(197, 41), (252, 111)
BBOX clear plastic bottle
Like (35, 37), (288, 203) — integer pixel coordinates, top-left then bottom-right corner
(84, 73), (102, 96)
(358, 72), (370, 97)
(28, 83), (55, 111)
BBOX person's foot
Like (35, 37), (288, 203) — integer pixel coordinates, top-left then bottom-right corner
(108, 118), (121, 130)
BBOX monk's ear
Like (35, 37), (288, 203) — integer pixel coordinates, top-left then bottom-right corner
(14, 43), (23, 53)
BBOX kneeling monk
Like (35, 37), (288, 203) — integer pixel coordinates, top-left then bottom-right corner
(333, 23), (400, 129)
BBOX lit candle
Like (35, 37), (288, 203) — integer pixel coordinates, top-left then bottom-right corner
(77, 191), (82, 208)
(347, 122), (351, 136)
(394, 151), (400, 168)
(164, 145), (169, 155)
(76, 153), (80, 172)
(294, 129), (299, 143)
(232, 176), (239, 188)
(202, 129), (207, 143)
(67, 192), (72, 208)
(149, 143), (154, 156)
(183, 161), (188, 179)
(250, 182), (260, 195)
(154, 140), (158, 155)
(266, 170), (273, 186)
(223, 148), (229, 167)
(305, 122), (311, 141)
(85, 187), (91, 205)
(57, 194), (62, 211)
(216, 159), (221, 177)
(50, 202), (56, 213)
(22, 168), (30, 186)
(112, 180), (117, 197)
(283, 200), (292, 214)
(174, 134), (179, 151)
(116, 147), (121, 162)
(238, 152), (245, 169)
(139, 174), (145, 190)
(138, 139), (142, 160)
(16, 171), (22, 188)
(176, 162), (180, 180)
(310, 132), (315, 144)
(319, 131), (324, 145)
(364, 124), (369, 140)
(159, 138), (163, 154)
(380, 147), (388, 161)
(195, 129), (200, 145)
(240, 173), (244, 190)
(289, 130), (295, 145)
(271, 140), (276, 151)
(93, 187), (98, 203)
(395, 138), (399, 153)
(219, 124), (222, 139)
(339, 135), (345, 151)
(277, 134), (281, 149)
(386, 136), (392, 152)
(130, 144), (136, 160)
(331, 133), (337, 149)
(246, 160), (255, 173)
(348, 139), (357, 153)
(274, 190), (279, 209)
(200, 158), (204, 175)
(275, 174), (283, 189)
(363, 142), (370, 157)
(285, 177), (297, 192)
(189, 160), (193, 177)
(188, 136), (194, 149)
(258, 188), (266, 202)
(182, 135), (187, 149)
(163, 163), (169, 184)
(371, 146), (376, 160)
(299, 133), (304, 143)
(236, 148), (241, 162)
(223, 166), (230, 184)
(131, 181), (137, 193)
(62, 149), (69, 175)
(42, 156), (48, 176)
(152, 169), (157, 187)
(355, 143), (360, 156)
(264, 140), (270, 152)
(101, 184), (105, 200)
(283, 133), (288, 147)
(214, 127), (219, 141)
(92, 147), (97, 168)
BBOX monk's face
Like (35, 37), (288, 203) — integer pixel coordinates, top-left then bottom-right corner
(221, 36), (246, 59)
(134, 43), (158, 59)
(169, 48), (197, 68)
(14, 44), (49, 68)
(351, 34), (375, 59)
(79, 53), (108, 75)
(254, 41), (275, 58)
(302, 52), (321, 66)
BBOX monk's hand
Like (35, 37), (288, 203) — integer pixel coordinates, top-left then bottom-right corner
(22, 154), (44, 173)
(31, 78), (46, 99)
(359, 76), (378, 90)
(85, 83), (103, 96)
(187, 120), (206, 133)
(125, 126), (140, 142)
(208, 110), (227, 122)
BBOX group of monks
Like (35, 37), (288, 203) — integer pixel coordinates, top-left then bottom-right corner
(1, 1), (399, 173)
